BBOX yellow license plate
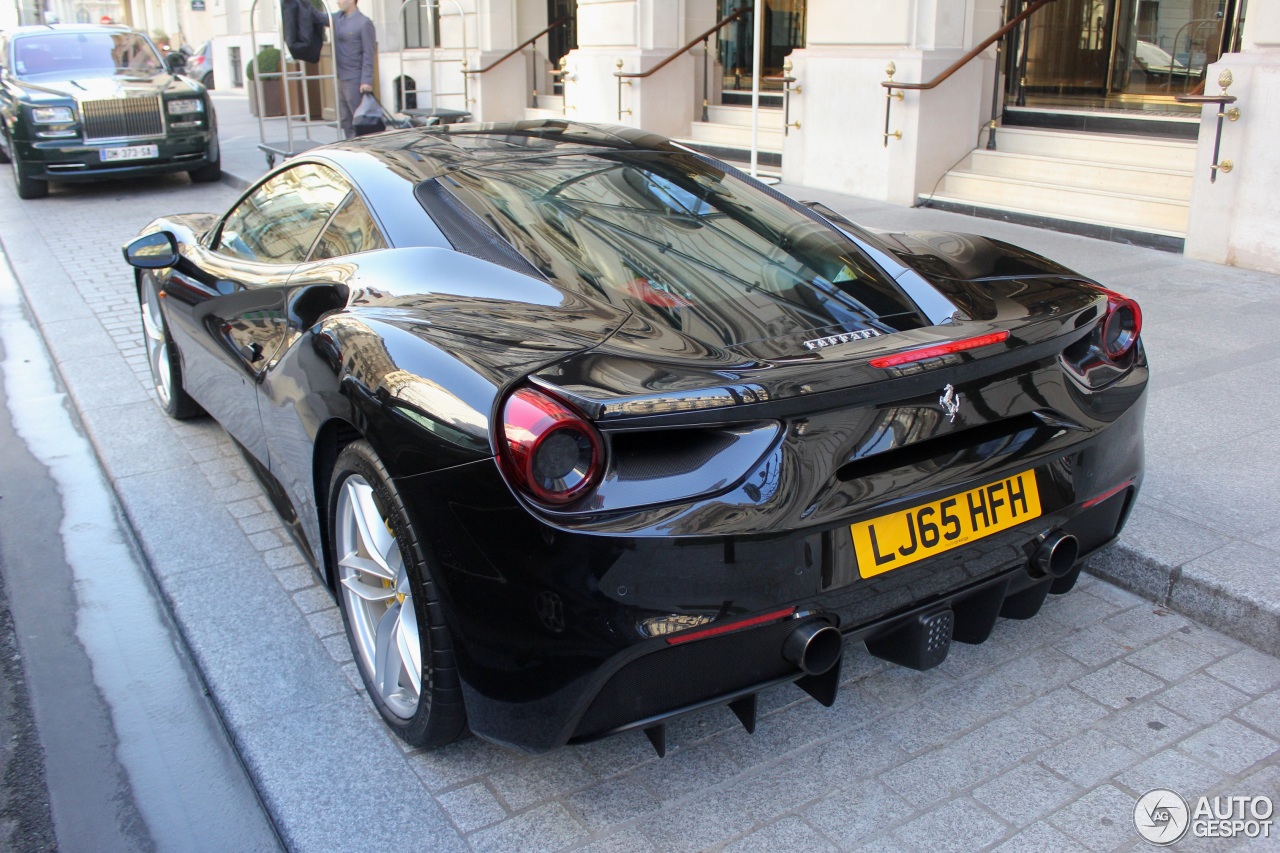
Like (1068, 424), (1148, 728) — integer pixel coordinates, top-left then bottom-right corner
(851, 470), (1042, 579)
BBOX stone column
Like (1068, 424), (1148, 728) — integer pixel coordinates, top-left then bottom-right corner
(1184, 5), (1280, 274)
(782, 0), (1000, 206)
(563, 0), (697, 139)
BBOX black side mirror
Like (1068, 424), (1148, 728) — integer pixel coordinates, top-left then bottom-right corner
(165, 52), (187, 73)
(123, 231), (180, 268)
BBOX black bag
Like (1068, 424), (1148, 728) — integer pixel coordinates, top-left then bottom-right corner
(352, 93), (386, 135)
(283, 0), (324, 64)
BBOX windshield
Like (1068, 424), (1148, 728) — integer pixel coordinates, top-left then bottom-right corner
(11, 31), (163, 80)
(416, 151), (925, 350)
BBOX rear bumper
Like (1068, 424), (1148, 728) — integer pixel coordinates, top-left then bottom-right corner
(396, 390), (1145, 753)
(13, 130), (217, 182)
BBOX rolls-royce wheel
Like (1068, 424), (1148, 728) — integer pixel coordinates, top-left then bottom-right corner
(330, 440), (467, 747)
(11, 149), (47, 200)
(140, 275), (202, 418)
(188, 154), (222, 184)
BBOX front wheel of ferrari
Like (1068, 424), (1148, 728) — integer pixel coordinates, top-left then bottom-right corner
(330, 440), (467, 748)
(139, 275), (202, 419)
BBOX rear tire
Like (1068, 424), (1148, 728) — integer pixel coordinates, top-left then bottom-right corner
(188, 154), (221, 184)
(139, 274), (203, 419)
(329, 440), (467, 748)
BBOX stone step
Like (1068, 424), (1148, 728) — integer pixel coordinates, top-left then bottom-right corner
(523, 107), (563, 121)
(960, 149), (1193, 200)
(932, 172), (1190, 236)
(705, 104), (785, 128)
(686, 120), (784, 151)
(535, 94), (564, 111)
(990, 126), (1197, 171)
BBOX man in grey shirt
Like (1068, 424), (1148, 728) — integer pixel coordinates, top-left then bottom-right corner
(332, 0), (375, 137)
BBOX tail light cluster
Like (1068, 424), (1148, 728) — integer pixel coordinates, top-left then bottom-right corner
(1098, 288), (1142, 360)
(1062, 285), (1144, 387)
(499, 387), (603, 505)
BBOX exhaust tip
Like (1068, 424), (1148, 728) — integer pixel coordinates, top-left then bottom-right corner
(1031, 531), (1080, 579)
(783, 623), (842, 676)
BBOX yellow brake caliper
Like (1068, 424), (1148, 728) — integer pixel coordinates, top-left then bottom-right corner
(381, 517), (405, 604)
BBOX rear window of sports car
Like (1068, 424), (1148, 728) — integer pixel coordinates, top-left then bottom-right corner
(414, 152), (926, 345)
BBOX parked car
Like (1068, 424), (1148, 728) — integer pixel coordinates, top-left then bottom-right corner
(122, 121), (1147, 754)
(0, 24), (219, 199)
(186, 39), (214, 90)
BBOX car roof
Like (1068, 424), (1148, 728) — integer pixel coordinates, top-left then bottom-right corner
(7, 24), (136, 39)
(326, 120), (685, 182)
(289, 121), (690, 250)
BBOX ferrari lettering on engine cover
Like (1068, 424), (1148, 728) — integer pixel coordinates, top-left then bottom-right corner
(803, 329), (882, 350)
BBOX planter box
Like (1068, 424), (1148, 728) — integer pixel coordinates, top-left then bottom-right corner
(248, 73), (308, 118)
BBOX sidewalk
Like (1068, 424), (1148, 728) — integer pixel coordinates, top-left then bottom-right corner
(208, 90), (1279, 658)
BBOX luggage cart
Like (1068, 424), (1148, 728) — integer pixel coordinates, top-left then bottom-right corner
(395, 0), (473, 126)
(249, 0), (345, 168)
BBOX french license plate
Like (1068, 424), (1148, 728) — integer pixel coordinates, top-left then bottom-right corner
(99, 145), (158, 162)
(851, 470), (1042, 579)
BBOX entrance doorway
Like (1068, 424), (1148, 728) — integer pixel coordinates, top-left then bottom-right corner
(1009, 0), (1246, 113)
(547, 0), (577, 94)
(716, 0), (806, 93)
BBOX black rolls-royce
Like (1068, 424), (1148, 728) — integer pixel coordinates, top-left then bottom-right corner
(0, 24), (219, 199)
(123, 122), (1146, 755)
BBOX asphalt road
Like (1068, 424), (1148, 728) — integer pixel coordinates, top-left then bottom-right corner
(0, 162), (1276, 852)
(0, 225), (280, 852)
(0, 550), (56, 853)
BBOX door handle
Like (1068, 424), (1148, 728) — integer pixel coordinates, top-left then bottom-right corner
(241, 342), (264, 362)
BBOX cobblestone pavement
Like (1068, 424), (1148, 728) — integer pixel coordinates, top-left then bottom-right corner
(2, 173), (1277, 853)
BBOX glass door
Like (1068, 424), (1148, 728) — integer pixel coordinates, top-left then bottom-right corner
(1010, 0), (1244, 110)
(547, 0), (577, 95)
(717, 0), (806, 93)
(1020, 0), (1116, 96)
(1109, 0), (1234, 97)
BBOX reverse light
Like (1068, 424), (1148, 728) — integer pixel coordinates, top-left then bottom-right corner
(869, 331), (1010, 369)
(499, 387), (603, 505)
(32, 106), (75, 123)
(1098, 288), (1142, 359)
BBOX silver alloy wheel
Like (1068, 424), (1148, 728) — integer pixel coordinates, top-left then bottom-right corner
(140, 280), (173, 407)
(335, 475), (422, 719)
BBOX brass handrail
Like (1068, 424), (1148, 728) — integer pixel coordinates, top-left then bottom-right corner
(882, 0), (1056, 94)
(763, 58), (801, 136)
(614, 7), (747, 121)
(880, 0), (1057, 146)
(462, 16), (570, 75)
(1176, 69), (1240, 183)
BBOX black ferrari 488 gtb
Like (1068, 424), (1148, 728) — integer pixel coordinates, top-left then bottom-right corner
(123, 121), (1146, 754)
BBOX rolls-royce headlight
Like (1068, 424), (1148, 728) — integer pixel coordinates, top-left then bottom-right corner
(32, 106), (75, 123)
(167, 99), (204, 115)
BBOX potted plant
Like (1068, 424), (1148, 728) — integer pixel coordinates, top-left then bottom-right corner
(246, 46), (306, 117)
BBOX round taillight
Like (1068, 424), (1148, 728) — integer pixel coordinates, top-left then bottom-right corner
(499, 387), (603, 505)
(1101, 293), (1142, 359)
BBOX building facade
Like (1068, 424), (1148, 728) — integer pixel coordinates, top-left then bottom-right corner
(207, 0), (1277, 272)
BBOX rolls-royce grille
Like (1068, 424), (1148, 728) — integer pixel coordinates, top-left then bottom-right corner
(82, 97), (164, 141)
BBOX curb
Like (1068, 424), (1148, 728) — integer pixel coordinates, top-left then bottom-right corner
(1088, 545), (1280, 658)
